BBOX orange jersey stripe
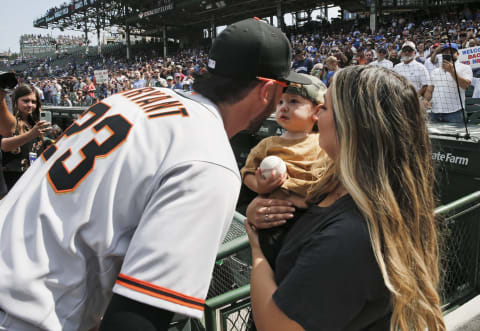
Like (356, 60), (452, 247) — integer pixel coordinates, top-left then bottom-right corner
(116, 274), (205, 310)
(116, 280), (205, 311)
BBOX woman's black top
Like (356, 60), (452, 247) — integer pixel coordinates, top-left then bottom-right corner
(272, 194), (392, 331)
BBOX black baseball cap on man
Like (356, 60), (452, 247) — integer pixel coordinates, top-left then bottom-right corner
(207, 18), (311, 85)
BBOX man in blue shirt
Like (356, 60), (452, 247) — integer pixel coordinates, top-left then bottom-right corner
(291, 49), (313, 74)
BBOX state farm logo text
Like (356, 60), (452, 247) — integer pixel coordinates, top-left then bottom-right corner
(432, 152), (469, 166)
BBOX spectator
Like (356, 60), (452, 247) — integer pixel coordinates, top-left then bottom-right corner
(388, 49), (400, 66)
(131, 70), (147, 89)
(369, 47), (393, 69)
(172, 73), (183, 90)
(83, 78), (95, 105)
(0, 89), (15, 137)
(424, 43), (443, 75)
(310, 62), (325, 80)
(1, 84), (51, 191)
(166, 75), (174, 88)
(323, 56), (339, 86)
(365, 49), (375, 64)
(356, 48), (368, 65)
(182, 70), (194, 91)
(60, 94), (73, 107)
(415, 42), (428, 63)
(241, 75), (330, 272)
(49, 80), (59, 106)
(245, 66), (445, 331)
(394, 41), (431, 98)
(292, 49), (313, 74)
(0, 88), (15, 199)
(426, 43), (473, 123)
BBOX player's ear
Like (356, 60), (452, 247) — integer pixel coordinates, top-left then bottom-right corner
(257, 80), (277, 106)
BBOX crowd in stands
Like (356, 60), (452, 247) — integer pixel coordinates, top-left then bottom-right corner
(3, 6), (480, 113)
(20, 34), (86, 53)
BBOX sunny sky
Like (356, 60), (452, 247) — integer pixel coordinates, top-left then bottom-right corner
(0, 1), (339, 55)
(0, 1), (93, 54)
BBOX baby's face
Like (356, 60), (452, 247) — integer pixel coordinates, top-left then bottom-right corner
(275, 93), (317, 133)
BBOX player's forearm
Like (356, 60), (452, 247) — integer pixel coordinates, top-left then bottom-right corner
(0, 98), (15, 137)
(1, 131), (34, 152)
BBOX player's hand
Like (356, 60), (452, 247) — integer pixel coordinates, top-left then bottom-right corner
(254, 167), (286, 195)
(30, 120), (52, 138)
(246, 196), (295, 229)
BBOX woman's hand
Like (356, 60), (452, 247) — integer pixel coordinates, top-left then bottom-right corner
(246, 196), (295, 230)
(30, 120), (51, 138)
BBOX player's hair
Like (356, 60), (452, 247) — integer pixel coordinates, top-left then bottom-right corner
(12, 84), (41, 133)
(308, 66), (445, 330)
(192, 72), (259, 105)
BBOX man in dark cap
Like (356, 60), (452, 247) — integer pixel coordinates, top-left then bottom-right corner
(0, 18), (310, 331)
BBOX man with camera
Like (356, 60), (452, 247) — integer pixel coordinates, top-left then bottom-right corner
(426, 43), (472, 123)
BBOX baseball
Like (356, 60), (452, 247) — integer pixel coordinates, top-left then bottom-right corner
(260, 156), (287, 180)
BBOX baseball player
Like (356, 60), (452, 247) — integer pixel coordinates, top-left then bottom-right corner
(0, 18), (310, 331)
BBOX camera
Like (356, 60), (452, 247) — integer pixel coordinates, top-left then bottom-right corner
(0, 72), (17, 90)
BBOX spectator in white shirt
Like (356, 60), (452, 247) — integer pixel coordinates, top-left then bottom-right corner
(369, 47), (393, 69)
(424, 43), (442, 76)
(394, 41), (431, 99)
(426, 43), (473, 123)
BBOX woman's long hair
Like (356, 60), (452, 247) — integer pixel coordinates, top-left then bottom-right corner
(12, 84), (41, 134)
(309, 66), (445, 330)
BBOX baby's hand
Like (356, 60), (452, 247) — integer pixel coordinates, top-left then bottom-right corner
(255, 167), (286, 195)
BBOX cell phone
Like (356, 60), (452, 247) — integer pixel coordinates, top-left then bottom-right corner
(40, 110), (52, 123)
(442, 54), (453, 62)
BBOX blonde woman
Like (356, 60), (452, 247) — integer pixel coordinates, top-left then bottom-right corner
(246, 65), (445, 331)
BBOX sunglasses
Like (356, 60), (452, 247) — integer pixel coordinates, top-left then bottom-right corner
(257, 77), (288, 92)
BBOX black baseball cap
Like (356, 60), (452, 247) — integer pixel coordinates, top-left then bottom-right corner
(0, 71), (17, 89)
(207, 18), (311, 85)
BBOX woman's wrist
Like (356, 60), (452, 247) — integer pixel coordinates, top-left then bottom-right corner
(27, 129), (37, 139)
(251, 245), (265, 259)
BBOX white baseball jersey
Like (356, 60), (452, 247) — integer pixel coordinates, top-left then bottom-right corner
(394, 60), (431, 92)
(430, 61), (473, 114)
(0, 87), (241, 330)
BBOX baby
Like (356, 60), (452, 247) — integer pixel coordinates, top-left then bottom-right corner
(241, 74), (330, 268)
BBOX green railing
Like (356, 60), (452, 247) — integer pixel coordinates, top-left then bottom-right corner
(201, 191), (480, 331)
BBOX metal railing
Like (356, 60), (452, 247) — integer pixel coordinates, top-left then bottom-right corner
(201, 191), (480, 330)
